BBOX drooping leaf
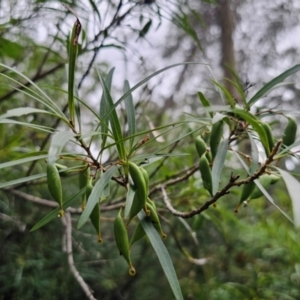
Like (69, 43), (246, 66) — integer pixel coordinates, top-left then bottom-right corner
(77, 165), (118, 229)
(99, 68), (115, 151)
(276, 167), (300, 227)
(212, 138), (228, 195)
(138, 212), (183, 300)
(124, 185), (135, 218)
(248, 64), (300, 106)
(97, 70), (126, 160)
(48, 131), (75, 164)
(30, 187), (86, 232)
(0, 107), (53, 120)
(123, 80), (136, 150)
(248, 132), (259, 174)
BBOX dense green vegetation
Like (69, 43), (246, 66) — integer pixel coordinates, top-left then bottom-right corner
(1, 1), (300, 299)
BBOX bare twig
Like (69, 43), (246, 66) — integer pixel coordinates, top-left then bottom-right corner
(8, 189), (81, 213)
(62, 212), (97, 300)
(161, 140), (282, 218)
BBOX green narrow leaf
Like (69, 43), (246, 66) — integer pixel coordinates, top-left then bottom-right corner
(0, 173), (46, 189)
(0, 154), (48, 170)
(78, 165), (118, 229)
(0, 63), (67, 120)
(30, 187), (86, 232)
(48, 131), (75, 164)
(97, 70), (126, 159)
(212, 138), (228, 195)
(138, 211), (183, 300)
(248, 132), (259, 174)
(248, 64), (300, 106)
(198, 92), (213, 117)
(124, 185), (135, 218)
(233, 109), (269, 152)
(211, 80), (236, 108)
(0, 107), (53, 120)
(104, 62), (208, 124)
(99, 68), (115, 150)
(123, 80), (136, 150)
(276, 168), (300, 227)
(0, 119), (54, 133)
(139, 19), (152, 38)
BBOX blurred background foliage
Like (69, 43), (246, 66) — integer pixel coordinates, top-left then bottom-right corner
(1, 0), (300, 299)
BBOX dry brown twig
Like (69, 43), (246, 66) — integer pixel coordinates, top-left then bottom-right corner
(161, 140), (282, 219)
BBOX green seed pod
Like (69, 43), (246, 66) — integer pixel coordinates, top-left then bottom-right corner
(47, 163), (64, 216)
(210, 121), (223, 160)
(114, 208), (136, 276)
(240, 181), (256, 204)
(79, 164), (90, 210)
(195, 136), (207, 158)
(126, 191), (144, 226)
(86, 181), (103, 243)
(128, 161), (147, 210)
(55, 163), (71, 177)
(146, 203), (167, 239)
(130, 221), (146, 247)
(249, 174), (273, 200)
(261, 122), (275, 155)
(199, 155), (213, 196)
(139, 166), (149, 195)
(283, 117), (297, 147)
(146, 197), (156, 210)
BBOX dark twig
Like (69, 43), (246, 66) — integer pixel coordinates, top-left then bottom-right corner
(161, 140), (282, 218)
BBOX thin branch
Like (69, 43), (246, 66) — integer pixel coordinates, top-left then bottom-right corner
(8, 189), (81, 213)
(62, 212), (97, 300)
(161, 140), (282, 218)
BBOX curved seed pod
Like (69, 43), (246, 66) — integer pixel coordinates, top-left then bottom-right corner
(210, 121), (223, 160)
(114, 208), (136, 276)
(146, 197), (156, 210)
(127, 192), (144, 226)
(283, 117), (297, 147)
(128, 161), (147, 215)
(130, 221), (146, 247)
(261, 122), (274, 155)
(249, 174), (273, 200)
(79, 164), (90, 210)
(199, 155), (213, 196)
(146, 203), (167, 239)
(240, 181), (256, 203)
(139, 167), (149, 195)
(195, 136), (207, 158)
(47, 163), (64, 216)
(235, 181), (256, 212)
(86, 181), (103, 243)
(55, 163), (71, 177)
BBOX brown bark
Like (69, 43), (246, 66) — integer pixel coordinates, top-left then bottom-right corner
(218, 0), (239, 102)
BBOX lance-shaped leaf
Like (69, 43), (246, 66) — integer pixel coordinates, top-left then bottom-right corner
(30, 187), (86, 232)
(138, 211), (183, 300)
(78, 165), (118, 228)
(248, 64), (300, 107)
(276, 167), (300, 227)
(212, 138), (228, 195)
(233, 108), (269, 153)
(97, 70), (126, 159)
(123, 80), (136, 150)
(48, 131), (75, 164)
(99, 68), (115, 150)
